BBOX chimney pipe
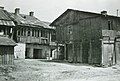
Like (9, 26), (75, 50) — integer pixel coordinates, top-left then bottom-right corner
(117, 9), (119, 17)
(101, 11), (107, 16)
(15, 8), (20, 15)
(0, 6), (4, 10)
(29, 11), (34, 16)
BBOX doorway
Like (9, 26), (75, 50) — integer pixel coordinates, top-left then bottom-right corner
(33, 49), (42, 59)
(102, 43), (115, 66)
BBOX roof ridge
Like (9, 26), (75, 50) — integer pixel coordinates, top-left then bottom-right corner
(67, 8), (120, 18)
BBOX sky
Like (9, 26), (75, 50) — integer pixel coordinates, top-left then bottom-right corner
(0, 0), (120, 22)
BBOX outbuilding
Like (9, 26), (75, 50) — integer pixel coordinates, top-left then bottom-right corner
(0, 36), (16, 65)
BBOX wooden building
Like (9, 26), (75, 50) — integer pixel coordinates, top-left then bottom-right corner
(0, 36), (16, 65)
(9, 8), (56, 59)
(0, 7), (15, 37)
(50, 9), (120, 66)
(0, 7), (16, 65)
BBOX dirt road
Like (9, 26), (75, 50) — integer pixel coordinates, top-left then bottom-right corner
(0, 59), (120, 81)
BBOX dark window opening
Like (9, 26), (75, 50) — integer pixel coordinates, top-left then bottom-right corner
(21, 28), (24, 36)
(27, 29), (31, 36)
(68, 26), (72, 34)
(41, 30), (44, 37)
(24, 28), (26, 36)
(35, 30), (38, 37)
(18, 30), (20, 36)
(41, 30), (47, 38)
(38, 30), (39, 37)
(7, 28), (10, 35)
(32, 29), (34, 36)
(51, 31), (56, 42)
(108, 20), (113, 30)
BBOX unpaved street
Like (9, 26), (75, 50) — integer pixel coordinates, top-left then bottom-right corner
(1, 59), (120, 81)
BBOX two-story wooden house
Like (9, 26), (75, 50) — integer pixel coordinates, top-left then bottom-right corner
(50, 9), (120, 66)
(9, 8), (56, 59)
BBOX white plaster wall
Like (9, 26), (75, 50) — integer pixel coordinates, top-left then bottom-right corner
(14, 43), (26, 59)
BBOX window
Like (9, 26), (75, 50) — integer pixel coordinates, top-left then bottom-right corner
(41, 30), (44, 37)
(0, 29), (4, 35)
(108, 20), (113, 30)
(35, 30), (38, 37)
(68, 26), (72, 34)
(24, 28), (26, 36)
(32, 29), (34, 36)
(7, 28), (10, 35)
(41, 29), (47, 38)
(41, 39), (48, 44)
(51, 31), (56, 42)
(27, 29), (31, 36)
(18, 30), (20, 36)
(38, 30), (39, 37)
(21, 28), (24, 36)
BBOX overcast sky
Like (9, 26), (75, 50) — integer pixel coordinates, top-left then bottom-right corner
(0, 0), (120, 22)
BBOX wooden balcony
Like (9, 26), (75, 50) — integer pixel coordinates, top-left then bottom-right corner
(17, 36), (49, 44)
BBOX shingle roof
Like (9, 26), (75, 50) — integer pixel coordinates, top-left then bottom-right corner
(9, 13), (51, 29)
(42, 21), (55, 29)
(0, 9), (15, 26)
(0, 36), (16, 46)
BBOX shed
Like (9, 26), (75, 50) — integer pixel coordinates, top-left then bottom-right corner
(0, 36), (16, 65)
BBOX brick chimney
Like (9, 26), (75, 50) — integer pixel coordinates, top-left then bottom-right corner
(101, 11), (107, 16)
(0, 6), (4, 10)
(15, 8), (20, 15)
(29, 11), (34, 16)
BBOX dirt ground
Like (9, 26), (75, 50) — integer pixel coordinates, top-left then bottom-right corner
(1, 59), (120, 81)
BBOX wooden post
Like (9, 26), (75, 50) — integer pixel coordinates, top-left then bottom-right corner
(80, 41), (83, 63)
(56, 42), (59, 59)
(64, 43), (67, 60)
(72, 42), (75, 63)
(88, 40), (92, 64)
(114, 38), (117, 65)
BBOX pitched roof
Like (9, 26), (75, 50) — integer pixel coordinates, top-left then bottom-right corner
(0, 36), (16, 46)
(0, 9), (15, 26)
(50, 9), (120, 26)
(9, 13), (52, 29)
(42, 21), (55, 29)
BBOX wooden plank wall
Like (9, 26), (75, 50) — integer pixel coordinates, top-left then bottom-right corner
(70, 17), (102, 64)
(0, 46), (14, 65)
(55, 11), (120, 64)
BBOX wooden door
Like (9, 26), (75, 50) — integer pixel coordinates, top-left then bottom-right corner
(102, 43), (115, 66)
(66, 44), (73, 62)
(115, 42), (120, 64)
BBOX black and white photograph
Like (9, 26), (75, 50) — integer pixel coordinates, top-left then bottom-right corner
(0, 0), (120, 81)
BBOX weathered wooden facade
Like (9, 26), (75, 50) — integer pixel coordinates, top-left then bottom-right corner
(0, 7), (15, 38)
(9, 8), (56, 59)
(50, 9), (120, 66)
(0, 7), (16, 65)
(0, 36), (16, 65)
